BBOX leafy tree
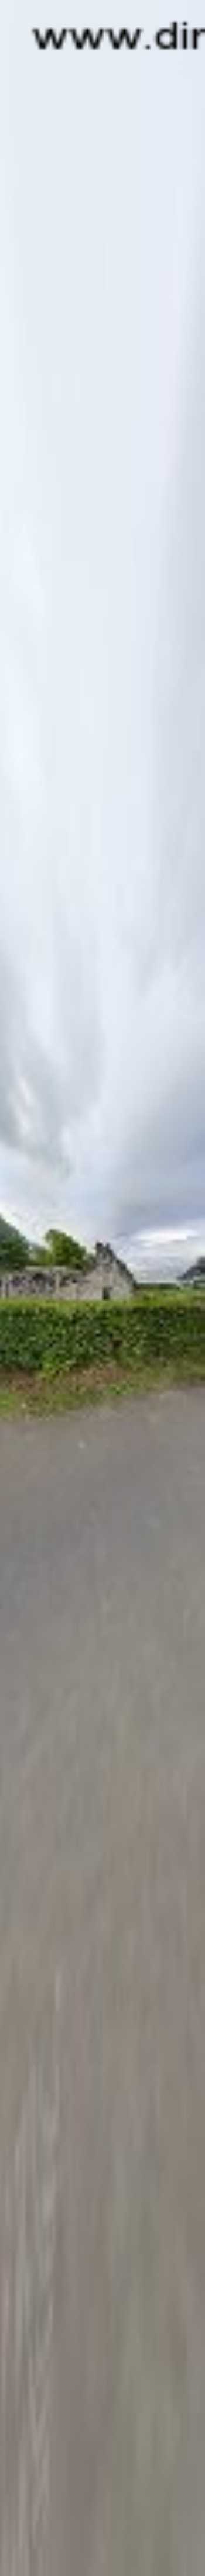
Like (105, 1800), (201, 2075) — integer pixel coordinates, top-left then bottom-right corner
(45, 1229), (91, 1271)
(0, 1215), (28, 1270)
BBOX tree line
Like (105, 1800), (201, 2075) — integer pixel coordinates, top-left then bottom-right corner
(0, 1218), (93, 1272)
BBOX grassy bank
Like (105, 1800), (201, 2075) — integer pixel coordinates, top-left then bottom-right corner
(0, 1289), (205, 1410)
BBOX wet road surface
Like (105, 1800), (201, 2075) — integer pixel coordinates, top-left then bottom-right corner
(1, 1390), (205, 2574)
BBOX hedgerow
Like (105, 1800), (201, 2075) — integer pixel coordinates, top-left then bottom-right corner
(0, 1291), (205, 1374)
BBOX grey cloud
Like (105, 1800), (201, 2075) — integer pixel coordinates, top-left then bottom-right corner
(1, 7), (205, 1258)
(0, 925), (102, 1174)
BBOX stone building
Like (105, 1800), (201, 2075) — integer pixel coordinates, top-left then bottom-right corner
(0, 1243), (136, 1301)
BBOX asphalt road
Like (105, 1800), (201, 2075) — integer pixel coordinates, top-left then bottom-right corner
(1, 1390), (205, 2576)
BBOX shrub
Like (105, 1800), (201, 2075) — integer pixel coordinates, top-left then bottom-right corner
(0, 1289), (205, 1375)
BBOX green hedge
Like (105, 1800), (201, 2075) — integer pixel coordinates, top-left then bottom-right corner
(0, 1291), (205, 1375)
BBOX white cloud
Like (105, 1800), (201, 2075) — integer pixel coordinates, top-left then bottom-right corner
(1, 4), (205, 1264)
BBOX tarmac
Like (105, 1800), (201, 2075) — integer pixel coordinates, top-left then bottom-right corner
(1, 1389), (205, 2575)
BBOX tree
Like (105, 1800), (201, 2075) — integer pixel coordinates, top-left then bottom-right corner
(0, 1215), (28, 1270)
(45, 1229), (91, 1271)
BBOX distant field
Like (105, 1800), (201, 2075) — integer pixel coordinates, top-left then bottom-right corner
(1, 1289), (205, 1409)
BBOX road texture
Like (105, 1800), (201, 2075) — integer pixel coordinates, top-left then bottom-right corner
(1, 1389), (205, 2575)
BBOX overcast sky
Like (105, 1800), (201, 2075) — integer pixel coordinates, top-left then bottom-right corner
(1, 4), (205, 1265)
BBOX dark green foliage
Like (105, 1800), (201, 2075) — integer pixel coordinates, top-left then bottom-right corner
(0, 1213), (93, 1274)
(45, 1229), (93, 1270)
(0, 1216), (28, 1270)
(1, 1289), (205, 1374)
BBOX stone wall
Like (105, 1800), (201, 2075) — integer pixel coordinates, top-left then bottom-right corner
(0, 1258), (135, 1301)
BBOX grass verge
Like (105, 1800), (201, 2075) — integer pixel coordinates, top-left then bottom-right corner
(1, 1354), (205, 1416)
